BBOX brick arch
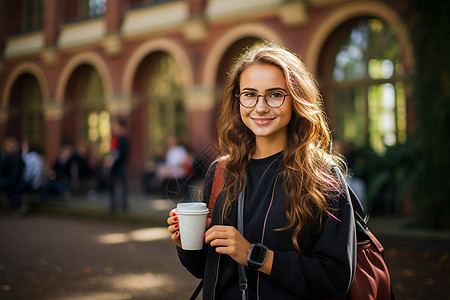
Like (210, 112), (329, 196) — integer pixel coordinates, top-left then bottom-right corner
(2, 62), (49, 106)
(202, 22), (285, 87)
(305, 0), (414, 75)
(55, 51), (113, 101)
(122, 38), (193, 94)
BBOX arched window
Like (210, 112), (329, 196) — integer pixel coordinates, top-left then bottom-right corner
(216, 38), (263, 86)
(78, 66), (109, 156)
(147, 51), (185, 159)
(22, 75), (44, 144)
(65, 65), (108, 156)
(9, 74), (44, 148)
(330, 18), (407, 154)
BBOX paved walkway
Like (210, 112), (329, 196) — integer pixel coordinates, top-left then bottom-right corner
(1, 189), (449, 300)
(0, 214), (200, 300)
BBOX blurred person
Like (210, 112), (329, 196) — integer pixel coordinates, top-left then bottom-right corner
(333, 140), (366, 209)
(69, 143), (94, 194)
(156, 137), (188, 181)
(85, 143), (100, 176)
(17, 140), (44, 194)
(84, 143), (101, 200)
(141, 148), (166, 194)
(167, 43), (356, 299)
(157, 136), (188, 180)
(42, 145), (73, 201)
(104, 118), (129, 212)
(156, 136), (190, 200)
(0, 137), (26, 214)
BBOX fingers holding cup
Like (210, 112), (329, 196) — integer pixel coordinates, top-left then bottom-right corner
(167, 209), (182, 247)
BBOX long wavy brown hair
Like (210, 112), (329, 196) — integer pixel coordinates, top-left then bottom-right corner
(216, 42), (344, 252)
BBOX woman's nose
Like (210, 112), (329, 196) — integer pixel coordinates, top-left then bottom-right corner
(254, 95), (270, 112)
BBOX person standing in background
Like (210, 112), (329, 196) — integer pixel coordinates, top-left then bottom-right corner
(105, 118), (130, 213)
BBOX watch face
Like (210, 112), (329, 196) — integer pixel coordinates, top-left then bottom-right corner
(250, 244), (266, 263)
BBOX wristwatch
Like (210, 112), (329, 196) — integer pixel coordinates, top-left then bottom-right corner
(247, 242), (268, 270)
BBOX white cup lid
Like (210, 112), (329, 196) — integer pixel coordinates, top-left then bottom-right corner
(175, 209), (209, 215)
(176, 202), (208, 214)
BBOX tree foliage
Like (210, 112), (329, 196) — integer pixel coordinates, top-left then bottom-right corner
(408, 0), (450, 228)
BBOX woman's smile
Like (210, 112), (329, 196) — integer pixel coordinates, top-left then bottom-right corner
(251, 117), (276, 126)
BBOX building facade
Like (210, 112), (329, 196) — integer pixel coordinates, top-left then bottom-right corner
(0, 0), (414, 182)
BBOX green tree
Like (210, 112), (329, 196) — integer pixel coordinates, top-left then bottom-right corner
(409, 0), (450, 228)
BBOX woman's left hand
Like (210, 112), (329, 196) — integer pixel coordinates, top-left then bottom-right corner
(204, 225), (251, 265)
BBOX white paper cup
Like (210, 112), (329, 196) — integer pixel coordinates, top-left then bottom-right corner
(176, 202), (209, 250)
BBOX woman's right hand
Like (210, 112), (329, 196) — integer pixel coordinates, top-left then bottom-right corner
(167, 209), (181, 248)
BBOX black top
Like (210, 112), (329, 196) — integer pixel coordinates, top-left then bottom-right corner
(177, 152), (356, 300)
(218, 152), (284, 299)
(0, 150), (24, 182)
(112, 135), (129, 170)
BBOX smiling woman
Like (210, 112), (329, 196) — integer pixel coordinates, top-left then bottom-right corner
(168, 42), (357, 300)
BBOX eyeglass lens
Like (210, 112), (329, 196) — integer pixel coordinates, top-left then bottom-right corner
(239, 90), (286, 108)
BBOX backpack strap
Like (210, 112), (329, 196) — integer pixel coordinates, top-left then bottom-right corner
(208, 158), (226, 217)
(190, 158), (226, 300)
(333, 164), (385, 253)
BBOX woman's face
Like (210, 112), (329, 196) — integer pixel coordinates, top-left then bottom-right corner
(239, 63), (293, 145)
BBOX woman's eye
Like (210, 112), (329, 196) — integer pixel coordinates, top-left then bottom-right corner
(244, 92), (257, 98)
(269, 91), (284, 98)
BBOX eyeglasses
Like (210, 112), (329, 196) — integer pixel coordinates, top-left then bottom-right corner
(236, 90), (290, 108)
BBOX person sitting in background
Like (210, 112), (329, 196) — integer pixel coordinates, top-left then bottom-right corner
(157, 136), (188, 182)
(333, 140), (366, 210)
(69, 143), (94, 194)
(21, 140), (44, 192)
(156, 136), (190, 200)
(42, 145), (73, 201)
(0, 137), (26, 214)
(141, 147), (166, 194)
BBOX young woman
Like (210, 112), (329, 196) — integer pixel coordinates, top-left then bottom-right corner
(167, 43), (356, 299)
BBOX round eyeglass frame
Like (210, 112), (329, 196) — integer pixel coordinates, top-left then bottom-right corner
(236, 91), (290, 108)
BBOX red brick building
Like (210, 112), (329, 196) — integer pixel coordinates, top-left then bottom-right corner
(0, 0), (414, 183)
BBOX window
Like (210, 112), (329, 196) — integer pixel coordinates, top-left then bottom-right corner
(7, 0), (43, 35)
(22, 74), (44, 146)
(78, 66), (109, 156)
(24, 0), (43, 31)
(128, 0), (179, 9)
(146, 52), (185, 159)
(87, 0), (106, 18)
(331, 18), (406, 154)
(8, 74), (44, 147)
(64, 0), (106, 23)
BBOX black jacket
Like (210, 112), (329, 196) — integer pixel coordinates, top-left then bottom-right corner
(177, 155), (356, 299)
